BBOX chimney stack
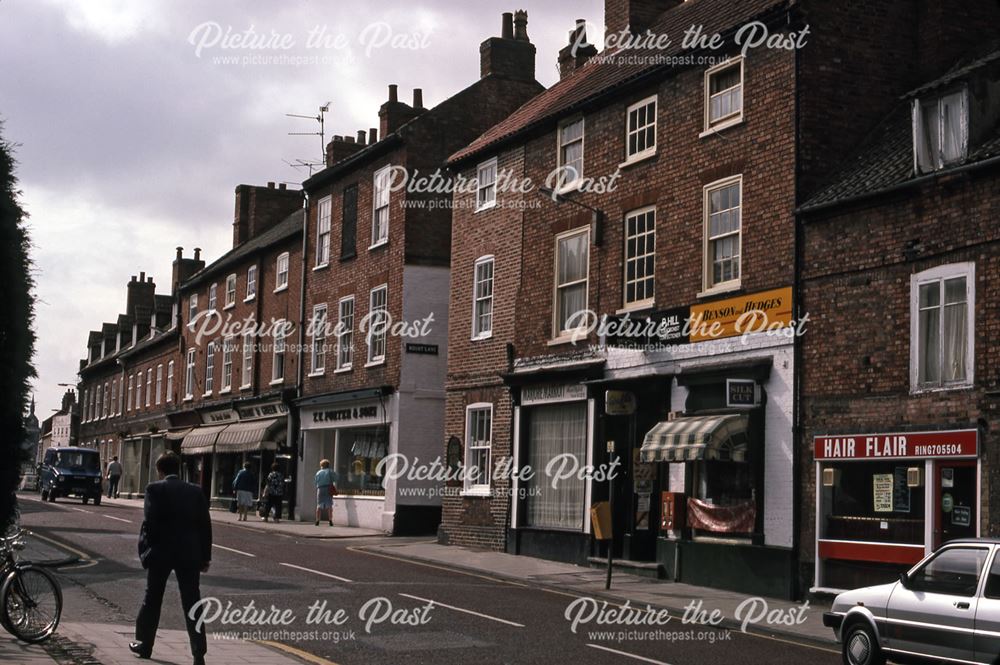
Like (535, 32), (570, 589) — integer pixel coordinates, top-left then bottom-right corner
(413, 88), (423, 109)
(233, 184), (303, 247)
(326, 133), (367, 167)
(379, 83), (424, 137)
(605, 0), (683, 39)
(480, 10), (536, 81)
(559, 19), (598, 79)
(172, 247), (205, 295)
(126, 272), (156, 319)
(369, 127), (378, 145)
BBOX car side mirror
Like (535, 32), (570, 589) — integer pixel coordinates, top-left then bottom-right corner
(899, 572), (910, 589)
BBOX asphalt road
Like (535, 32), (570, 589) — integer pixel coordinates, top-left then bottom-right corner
(16, 494), (841, 665)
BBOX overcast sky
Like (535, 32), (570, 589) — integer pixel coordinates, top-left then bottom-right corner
(1, 0), (604, 418)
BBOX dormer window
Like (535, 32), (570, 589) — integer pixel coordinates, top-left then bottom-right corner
(914, 89), (967, 173)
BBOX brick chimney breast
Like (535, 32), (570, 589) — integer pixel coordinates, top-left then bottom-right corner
(233, 184), (302, 247)
(559, 19), (598, 79)
(480, 11), (536, 81)
(605, 0), (683, 39)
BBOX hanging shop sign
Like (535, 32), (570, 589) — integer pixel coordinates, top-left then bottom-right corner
(814, 429), (978, 461)
(605, 390), (637, 416)
(522, 383), (587, 406)
(689, 287), (793, 343)
(726, 379), (759, 408)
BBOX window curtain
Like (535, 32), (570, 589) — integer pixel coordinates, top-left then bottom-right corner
(942, 278), (967, 382)
(525, 403), (587, 530)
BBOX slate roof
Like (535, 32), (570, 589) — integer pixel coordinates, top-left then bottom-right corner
(802, 50), (1000, 212)
(448, 0), (790, 166)
(182, 208), (304, 289)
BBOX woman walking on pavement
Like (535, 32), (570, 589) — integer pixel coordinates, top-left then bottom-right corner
(262, 463), (284, 523)
(314, 459), (337, 526)
(232, 462), (256, 522)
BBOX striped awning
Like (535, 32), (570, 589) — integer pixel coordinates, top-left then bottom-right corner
(180, 424), (228, 456)
(164, 428), (192, 441)
(214, 418), (285, 455)
(640, 414), (749, 463)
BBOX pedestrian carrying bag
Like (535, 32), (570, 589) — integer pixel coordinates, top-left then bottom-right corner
(328, 484), (338, 497)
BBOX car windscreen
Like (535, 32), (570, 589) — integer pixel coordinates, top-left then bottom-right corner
(54, 452), (100, 473)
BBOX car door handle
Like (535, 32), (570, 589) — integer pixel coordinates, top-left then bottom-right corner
(954, 601), (970, 610)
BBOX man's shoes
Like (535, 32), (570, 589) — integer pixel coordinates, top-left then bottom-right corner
(328, 521), (333, 526)
(128, 641), (151, 658)
(315, 520), (319, 526)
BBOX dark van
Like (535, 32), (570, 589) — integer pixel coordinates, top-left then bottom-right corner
(39, 447), (103, 505)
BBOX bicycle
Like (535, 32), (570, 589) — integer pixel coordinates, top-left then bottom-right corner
(0, 526), (62, 643)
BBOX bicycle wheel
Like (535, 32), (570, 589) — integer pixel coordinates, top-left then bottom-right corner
(1, 565), (62, 643)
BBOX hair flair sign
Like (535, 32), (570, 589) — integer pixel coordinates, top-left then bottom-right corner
(814, 430), (978, 461)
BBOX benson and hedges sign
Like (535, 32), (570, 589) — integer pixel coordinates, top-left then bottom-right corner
(814, 430), (978, 460)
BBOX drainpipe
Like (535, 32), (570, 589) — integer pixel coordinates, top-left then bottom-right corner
(289, 190), (310, 520)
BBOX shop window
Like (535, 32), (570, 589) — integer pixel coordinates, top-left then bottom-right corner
(333, 426), (388, 496)
(820, 461), (926, 545)
(908, 547), (989, 597)
(524, 402), (587, 530)
(911, 263), (974, 391)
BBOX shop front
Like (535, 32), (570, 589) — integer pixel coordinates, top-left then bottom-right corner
(119, 433), (169, 496)
(812, 429), (979, 593)
(297, 390), (395, 531)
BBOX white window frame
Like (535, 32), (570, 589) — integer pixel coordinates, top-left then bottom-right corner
(316, 196), (332, 267)
(188, 293), (198, 329)
(145, 369), (152, 406)
(204, 342), (215, 395)
(208, 283), (218, 311)
(701, 174), (743, 295)
(221, 337), (233, 393)
(110, 380), (117, 417)
(371, 166), (391, 248)
(702, 57), (744, 135)
(913, 89), (969, 174)
(166, 361), (174, 402)
(910, 262), (975, 393)
(135, 373), (142, 410)
(241, 331), (254, 389)
(155, 364), (163, 405)
(245, 265), (257, 302)
(335, 296), (354, 372)
(476, 158), (498, 212)
(184, 348), (196, 400)
(310, 304), (327, 376)
(624, 95), (657, 164)
(102, 382), (108, 418)
(556, 117), (585, 192)
(622, 206), (656, 310)
(275, 253), (289, 292)
(552, 227), (591, 341)
(224, 274), (237, 308)
(366, 285), (388, 366)
(126, 376), (134, 411)
(271, 324), (286, 384)
(472, 255), (494, 340)
(463, 403), (493, 496)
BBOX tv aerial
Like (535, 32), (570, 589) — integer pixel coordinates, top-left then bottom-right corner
(284, 102), (330, 176)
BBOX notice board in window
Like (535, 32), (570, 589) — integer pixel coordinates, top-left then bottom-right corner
(893, 466), (911, 513)
(873, 474), (893, 513)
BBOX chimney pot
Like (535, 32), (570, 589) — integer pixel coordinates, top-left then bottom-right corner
(139, 271), (145, 282)
(357, 130), (366, 144)
(345, 135), (355, 144)
(413, 88), (423, 109)
(369, 128), (378, 144)
(514, 9), (529, 41)
(333, 134), (343, 142)
(175, 247), (183, 260)
(267, 181), (275, 189)
(194, 248), (201, 261)
(278, 183), (287, 190)
(388, 84), (398, 103)
(501, 12), (514, 39)
(131, 275), (137, 283)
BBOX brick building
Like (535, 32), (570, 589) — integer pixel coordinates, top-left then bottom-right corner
(171, 183), (303, 510)
(440, 0), (1000, 598)
(293, 11), (544, 533)
(800, 48), (1000, 593)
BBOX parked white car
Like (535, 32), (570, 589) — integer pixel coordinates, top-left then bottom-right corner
(824, 539), (1000, 665)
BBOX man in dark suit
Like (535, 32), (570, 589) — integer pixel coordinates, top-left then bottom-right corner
(131, 452), (211, 665)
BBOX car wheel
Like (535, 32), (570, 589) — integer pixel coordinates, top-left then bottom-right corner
(47, 490), (57, 503)
(842, 622), (884, 665)
(40, 489), (48, 501)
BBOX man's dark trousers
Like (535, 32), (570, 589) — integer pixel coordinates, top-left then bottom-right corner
(107, 475), (120, 498)
(135, 564), (206, 657)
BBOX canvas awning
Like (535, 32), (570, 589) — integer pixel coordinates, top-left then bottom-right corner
(180, 424), (228, 456)
(164, 428), (192, 441)
(214, 418), (285, 455)
(640, 414), (749, 463)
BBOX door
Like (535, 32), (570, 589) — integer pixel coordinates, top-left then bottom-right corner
(935, 461), (977, 548)
(885, 546), (987, 662)
(974, 547), (1000, 663)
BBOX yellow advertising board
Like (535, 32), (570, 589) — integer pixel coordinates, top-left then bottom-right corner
(688, 286), (793, 342)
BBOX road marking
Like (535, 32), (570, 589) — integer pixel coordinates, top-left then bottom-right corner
(587, 644), (673, 665)
(348, 546), (527, 587)
(26, 530), (98, 569)
(279, 562), (352, 583)
(212, 544), (256, 558)
(102, 514), (132, 524)
(255, 640), (341, 665)
(68, 507), (90, 513)
(397, 593), (524, 627)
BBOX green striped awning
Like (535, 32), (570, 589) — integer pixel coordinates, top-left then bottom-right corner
(640, 414), (749, 463)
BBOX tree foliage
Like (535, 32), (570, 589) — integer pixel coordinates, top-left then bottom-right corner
(0, 121), (36, 534)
